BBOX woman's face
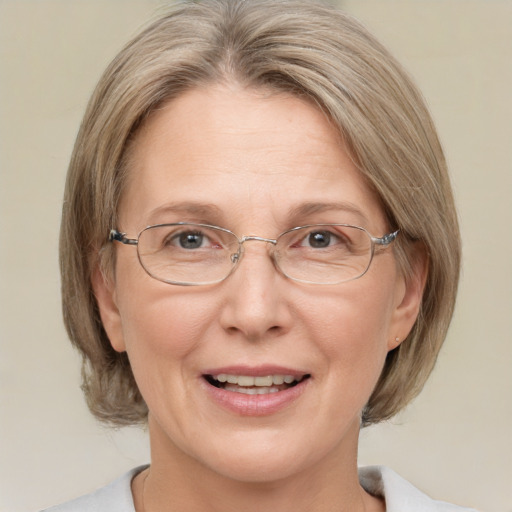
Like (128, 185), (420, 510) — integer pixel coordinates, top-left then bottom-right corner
(95, 84), (422, 483)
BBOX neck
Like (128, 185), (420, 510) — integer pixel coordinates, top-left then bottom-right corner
(133, 417), (384, 512)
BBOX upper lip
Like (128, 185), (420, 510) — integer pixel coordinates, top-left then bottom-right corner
(201, 365), (310, 379)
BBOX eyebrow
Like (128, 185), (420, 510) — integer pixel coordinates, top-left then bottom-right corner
(146, 202), (224, 225)
(287, 201), (370, 225)
(145, 200), (369, 228)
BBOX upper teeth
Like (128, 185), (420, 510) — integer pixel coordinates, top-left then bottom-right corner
(213, 374), (297, 387)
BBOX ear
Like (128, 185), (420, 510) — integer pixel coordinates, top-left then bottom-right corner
(91, 265), (127, 353)
(387, 244), (428, 351)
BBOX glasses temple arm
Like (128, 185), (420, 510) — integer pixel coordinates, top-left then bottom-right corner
(374, 229), (400, 246)
(109, 229), (138, 245)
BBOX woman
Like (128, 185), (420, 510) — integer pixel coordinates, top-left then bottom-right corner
(48, 0), (475, 510)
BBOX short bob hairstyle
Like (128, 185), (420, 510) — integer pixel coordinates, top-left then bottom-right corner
(60, 0), (460, 427)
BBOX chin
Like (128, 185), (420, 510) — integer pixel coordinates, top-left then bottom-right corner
(182, 421), (356, 485)
(203, 445), (311, 484)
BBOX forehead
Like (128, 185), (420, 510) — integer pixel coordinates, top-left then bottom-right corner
(119, 84), (385, 234)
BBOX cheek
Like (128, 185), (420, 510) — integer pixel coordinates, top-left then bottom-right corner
(113, 254), (220, 364)
(114, 285), (225, 423)
(300, 273), (397, 382)
(119, 291), (217, 359)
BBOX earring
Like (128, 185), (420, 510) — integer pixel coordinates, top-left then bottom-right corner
(395, 337), (400, 343)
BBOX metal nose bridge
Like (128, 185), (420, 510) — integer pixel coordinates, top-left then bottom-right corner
(230, 235), (278, 264)
(240, 235), (278, 245)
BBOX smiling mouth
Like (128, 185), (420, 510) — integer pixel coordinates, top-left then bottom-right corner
(204, 374), (311, 395)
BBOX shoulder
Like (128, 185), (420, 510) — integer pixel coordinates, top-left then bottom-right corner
(359, 466), (479, 512)
(41, 466), (148, 512)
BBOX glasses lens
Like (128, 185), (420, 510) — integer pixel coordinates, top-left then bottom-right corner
(137, 224), (239, 285)
(276, 225), (372, 284)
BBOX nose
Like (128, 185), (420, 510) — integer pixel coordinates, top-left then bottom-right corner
(219, 239), (293, 342)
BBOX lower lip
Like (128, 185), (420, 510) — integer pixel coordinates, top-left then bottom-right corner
(201, 378), (309, 416)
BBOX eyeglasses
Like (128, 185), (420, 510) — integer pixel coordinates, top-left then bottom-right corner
(109, 223), (399, 286)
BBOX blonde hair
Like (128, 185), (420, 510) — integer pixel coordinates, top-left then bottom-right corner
(60, 0), (461, 426)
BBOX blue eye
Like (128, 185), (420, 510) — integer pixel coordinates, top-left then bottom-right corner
(161, 231), (209, 250)
(300, 230), (343, 248)
(307, 231), (333, 248)
(176, 232), (206, 249)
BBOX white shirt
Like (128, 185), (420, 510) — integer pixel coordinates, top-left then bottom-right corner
(42, 465), (479, 511)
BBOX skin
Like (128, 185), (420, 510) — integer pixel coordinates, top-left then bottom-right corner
(93, 83), (426, 512)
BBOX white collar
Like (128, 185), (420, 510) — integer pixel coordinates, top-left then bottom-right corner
(44, 465), (477, 511)
(359, 466), (478, 512)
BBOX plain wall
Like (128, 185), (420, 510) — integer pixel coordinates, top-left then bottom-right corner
(0, 1), (510, 511)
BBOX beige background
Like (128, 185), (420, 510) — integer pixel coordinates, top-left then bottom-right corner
(0, 1), (510, 511)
